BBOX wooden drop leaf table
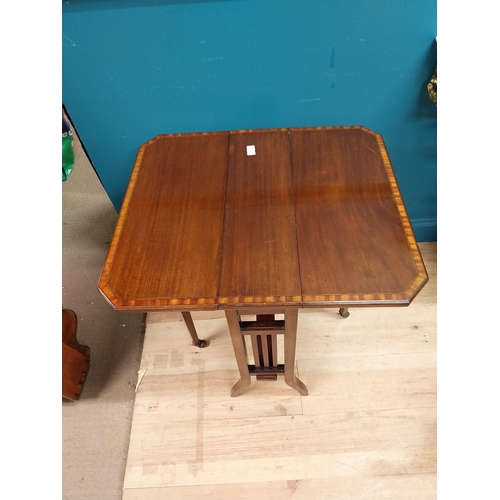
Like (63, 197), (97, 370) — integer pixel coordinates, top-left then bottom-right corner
(98, 126), (428, 396)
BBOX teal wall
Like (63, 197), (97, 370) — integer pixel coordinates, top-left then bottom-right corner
(62, 0), (437, 241)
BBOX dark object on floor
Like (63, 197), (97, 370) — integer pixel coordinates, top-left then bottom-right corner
(62, 309), (90, 401)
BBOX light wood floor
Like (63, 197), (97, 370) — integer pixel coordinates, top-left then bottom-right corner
(123, 242), (436, 499)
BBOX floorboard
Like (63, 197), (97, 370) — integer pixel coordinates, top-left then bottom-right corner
(123, 242), (436, 499)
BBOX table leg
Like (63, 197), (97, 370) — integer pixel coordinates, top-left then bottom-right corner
(181, 312), (208, 348)
(225, 310), (251, 397)
(283, 309), (308, 396)
(339, 307), (350, 318)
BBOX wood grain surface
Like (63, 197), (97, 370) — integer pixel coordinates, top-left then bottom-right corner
(100, 132), (228, 309)
(219, 130), (301, 305)
(98, 127), (428, 311)
(290, 127), (427, 306)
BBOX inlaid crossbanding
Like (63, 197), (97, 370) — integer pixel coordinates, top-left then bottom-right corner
(98, 127), (428, 311)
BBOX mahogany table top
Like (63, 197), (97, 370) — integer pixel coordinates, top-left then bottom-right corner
(98, 126), (428, 311)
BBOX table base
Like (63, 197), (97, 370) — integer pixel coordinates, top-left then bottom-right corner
(225, 309), (308, 397)
(183, 307), (349, 395)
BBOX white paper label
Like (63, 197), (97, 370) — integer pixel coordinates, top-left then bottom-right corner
(246, 145), (256, 156)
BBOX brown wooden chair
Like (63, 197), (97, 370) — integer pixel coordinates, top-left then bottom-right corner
(62, 309), (90, 401)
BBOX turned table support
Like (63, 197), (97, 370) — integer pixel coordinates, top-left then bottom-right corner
(225, 309), (308, 397)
